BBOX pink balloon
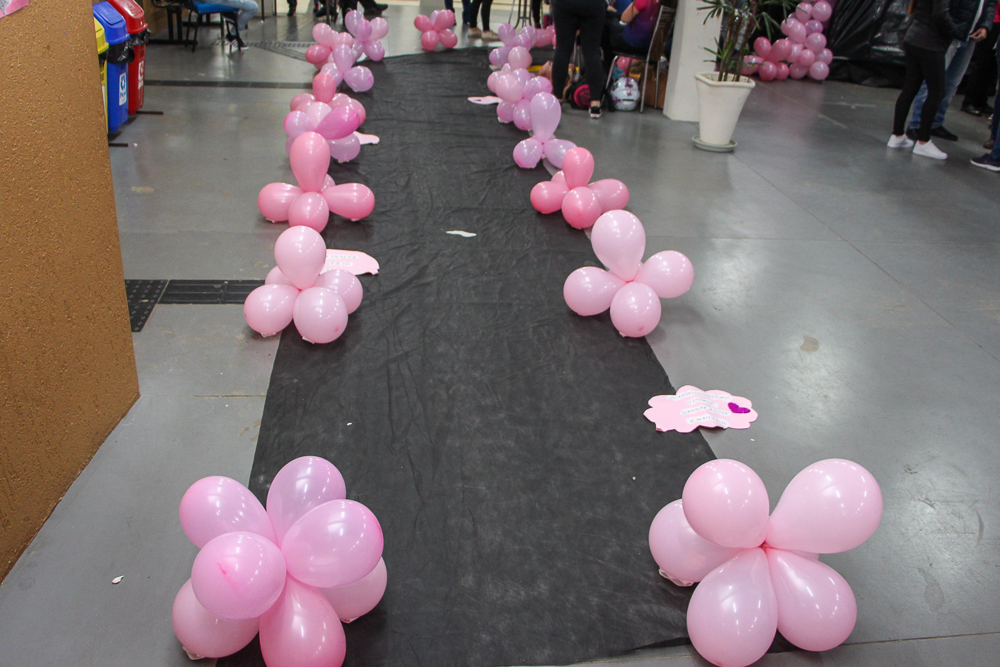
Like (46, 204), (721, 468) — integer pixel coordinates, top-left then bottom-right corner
(365, 40), (385, 61)
(489, 46), (507, 67)
(315, 106), (360, 140)
(312, 22), (335, 45)
(244, 284), (299, 336)
(266, 456), (347, 547)
(497, 22), (516, 44)
(281, 499), (384, 589)
(513, 100), (532, 131)
(759, 60), (778, 81)
(314, 269), (363, 313)
(332, 44), (356, 72)
(789, 63), (810, 79)
(817, 47), (834, 64)
(507, 45), (531, 70)
(313, 72), (339, 103)
(344, 66), (374, 93)
(172, 579), (259, 659)
(766, 459), (882, 554)
(512, 68), (533, 87)
(179, 476), (276, 548)
(284, 110), (313, 140)
(259, 182), (303, 222)
(561, 147), (595, 189)
(543, 139), (575, 168)
(805, 32), (827, 53)
(753, 36), (771, 59)
(635, 250), (694, 298)
(305, 44), (332, 67)
(522, 75), (552, 99)
(329, 93), (366, 125)
(439, 29), (458, 49)
(805, 19), (824, 34)
(420, 30), (439, 51)
(789, 42), (804, 62)
(289, 132), (331, 193)
(495, 73), (524, 104)
(322, 558), (387, 622)
(589, 179), (629, 212)
(529, 92), (561, 141)
(322, 182), (374, 220)
(769, 38), (792, 62)
(514, 137), (544, 168)
(345, 9), (364, 34)
(497, 101), (515, 123)
(259, 577), (346, 667)
(370, 17), (389, 40)
(809, 61), (830, 80)
(563, 267), (625, 316)
(534, 26), (554, 47)
(561, 186), (603, 230)
(191, 532), (287, 621)
(530, 180), (568, 213)
(687, 549), (777, 667)
(288, 192), (330, 232)
(768, 549), (857, 651)
(682, 459), (770, 549)
(350, 19), (372, 42)
(610, 282), (661, 337)
(265, 266), (296, 287)
(487, 71), (502, 93)
(649, 500), (742, 585)
(812, 0), (833, 21)
(781, 17), (800, 35)
(293, 287), (348, 344)
(318, 64), (345, 89)
(797, 47), (816, 67)
(290, 93), (314, 112)
(275, 226), (327, 290)
(591, 210), (646, 281)
(328, 134), (361, 163)
(795, 2), (813, 22)
(776, 62), (790, 79)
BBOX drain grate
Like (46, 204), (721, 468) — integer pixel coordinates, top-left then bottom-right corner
(125, 280), (168, 332)
(124, 279), (265, 332)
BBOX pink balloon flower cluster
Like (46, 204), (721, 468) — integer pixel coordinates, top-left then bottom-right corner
(315, 43), (375, 93)
(530, 148), (628, 228)
(749, 1), (834, 81)
(344, 9), (388, 61)
(245, 226), (363, 343)
(489, 23), (549, 67)
(259, 132), (375, 232)
(564, 210), (692, 337)
(513, 93), (578, 168)
(284, 98), (363, 162)
(649, 458), (882, 667)
(172, 457), (386, 666)
(415, 10), (458, 50)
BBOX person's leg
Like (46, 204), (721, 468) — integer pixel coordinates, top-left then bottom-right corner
(578, 6), (606, 109)
(214, 0), (258, 32)
(532, 0), (542, 27)
(894, 46), (928, 137)
(461, 0), (471, 24)
(552, 5), (581, 101)
(480, 0), (493, 31)
(445, 0), (454, 11)
(917, 49), (947, 143)
(992, 37), (1000, 143)
(469, 0), (482, 27)
(962, 24), (999, 110)
(931, 38), (975, 128)
(908, 82), (930, 131)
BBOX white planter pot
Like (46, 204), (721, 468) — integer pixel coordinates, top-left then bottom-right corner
(694, 72), (755, 148)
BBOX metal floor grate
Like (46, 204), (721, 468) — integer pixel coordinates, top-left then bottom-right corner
(125, 280), (168, 332)
(124, 279), (265, 331)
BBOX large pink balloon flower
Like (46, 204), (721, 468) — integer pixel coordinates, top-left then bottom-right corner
(489, 24), (536, 67)
(344, 9), (388, 61)
(244, 226), (364, 344)
(531, 147), (628, 228)
(414, 10), (458, 50)
(284, 97), (363, 163)
(258, 132), (375, 233)
(512, 92), (578, 168)
(563, 210), (692, 337)
(650, 459), (883, 667)
(173, 456), (387, 666)
(306, 23), (355, 67)
(319, 43), (375, 93)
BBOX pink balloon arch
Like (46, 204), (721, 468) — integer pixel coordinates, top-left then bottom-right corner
(649, 458), (882, 667)
(415, 10), (458, 50)
(173, 457), (386, 665)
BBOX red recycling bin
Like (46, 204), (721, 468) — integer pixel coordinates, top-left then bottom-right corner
(107, 0), (148, 115)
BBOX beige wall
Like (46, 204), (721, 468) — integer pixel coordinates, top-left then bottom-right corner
(0, 1), (139, 580)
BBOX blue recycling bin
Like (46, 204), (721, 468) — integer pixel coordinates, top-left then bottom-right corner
(93, 2), (133, 132)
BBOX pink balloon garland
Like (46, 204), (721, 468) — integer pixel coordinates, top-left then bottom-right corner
(414, 10), (458, 50)
(173, 457), (386, 665)
(344, 10), (388, 61)
(650, 458), (882, 667)
(530, 147), (628, 228)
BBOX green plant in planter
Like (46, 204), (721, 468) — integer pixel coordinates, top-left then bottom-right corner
(699, 0), (793, 82)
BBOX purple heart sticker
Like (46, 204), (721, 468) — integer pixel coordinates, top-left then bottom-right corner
(728, 402), (751, 414)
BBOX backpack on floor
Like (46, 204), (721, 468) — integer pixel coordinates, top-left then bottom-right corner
(568, 83), (591, 110)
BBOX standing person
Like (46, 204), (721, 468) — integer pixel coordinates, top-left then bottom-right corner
(888, 0), (981, 159)
(467, 0), (498, 40)
(905, 0), (995, 141)
(551, 0), (609, 118)
(971, 28), (1000, 169)
(445, 0), (472, 25)
(960, 12), (1000, 117)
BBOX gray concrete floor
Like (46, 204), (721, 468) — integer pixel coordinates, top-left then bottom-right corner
(1, 3), (999, 665)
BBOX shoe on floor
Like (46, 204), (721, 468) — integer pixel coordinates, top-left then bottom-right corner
(467, 27), (482, 37)
(985, 138), (996, 150)
(287, 2), (296, 15)
(970, 153), (1000, 171)
(481, 30), (500, 41)
(961, 104), (986, 117)
(887, 134), (914, 149)
(913, 140), (947, 160)
(589, 105), (602, 119)
(930, 125), (958, 141)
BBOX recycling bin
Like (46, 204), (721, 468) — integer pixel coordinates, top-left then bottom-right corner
(95, 19), (109, 129)
(107, 0), (148, 115)
(93, 2), (133, 132)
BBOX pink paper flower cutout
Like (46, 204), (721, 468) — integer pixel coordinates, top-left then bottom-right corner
(644, 386), (758, 433)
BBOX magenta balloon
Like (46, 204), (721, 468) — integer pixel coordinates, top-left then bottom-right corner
(809, 61), (830, 80)
(805, 32), (827, 53)
(293, 287), (348, 344)
(439, 29), (458, 49)
(289, 132), (331, 193)
(753, 36), (771, 59)
(543, 139), (575, 168)
(687, 549), (777, 667)
(244, 285), (299, 337)
(797, 47), (816, 67)
(561, 147), (595, 189)
(610, 282), (661, 337)
(259, 577), (346, 667)
(179, 476), (276, 548)
(313, 71), (338, 103)
(812, 0), (832, 21)
(513, 99), (532, 130)
(591, 210), (646, 281)
(507, 45), (531, 70)
(766, 459), (883, 553)
(563, 267), (625, 316)
(589, 179), (629, 211)
(817, 47), (834, 64)
(328, 93), (365, 124)
(322, 182), (374, 219)
(795, 2), (813, 22)
(759, 60), (778, 81)
(191, 532), (287, 621)
(172, 579), (260, 659)
(315, 106), (360, 140)
(530, 180), (569, 213)
(514, 137), (544, 168)
(274, 225), (327, 290)
(281, 499), (384, 589)
(344, 66), (374, 93)
(497, 101), (515, 123)
(288, 192), (330, 232)
(266, 456), (347, 546)
(767, 549), (857, 651)
(805, 19), (824, 34)
(634, 250), (694, 298)
(413, 14), (432, 31)
(420, 30), (439, 51)
(321, 558), (387, 623)
(561, 186), (603, 230)
(265, 266), (296, 287)
(328, 134), (361, 163)
(314, 269), (363, 313)
(259, 182), (303, 222)
(529, 92), (561, 141)
(769, 38), (792, 62)
(682, 459), (769, 549)
(789, 63), (810, 79)
(319, 63), (344, 88)
(776, 62), (790, 79)
(649, 500), (742, 585)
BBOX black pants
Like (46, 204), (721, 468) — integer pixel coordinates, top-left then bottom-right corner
(962, 24), (1000, 109)
(469, 0), (493, 29)
(552, 0), (607, 105)
(894, 43), (946, 142)
(532, 0), (543, 27)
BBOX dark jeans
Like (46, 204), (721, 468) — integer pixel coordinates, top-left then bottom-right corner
(444, 0), (472, 23)
(532, 0), (543, 26)
(469, 0), (493, 29)
(963, 23), (1000, 109)
(552, 0), (607, 105)
(894, 43), (946, 142)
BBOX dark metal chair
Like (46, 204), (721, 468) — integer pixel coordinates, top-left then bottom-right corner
(184, 1), (240, 52)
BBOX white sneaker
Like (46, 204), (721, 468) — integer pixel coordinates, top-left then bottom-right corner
(887, 134), (914, 149)
(481, 30), (500, 41)
(913, 140), (947, 160)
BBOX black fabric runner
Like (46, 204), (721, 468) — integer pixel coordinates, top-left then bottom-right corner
(224, 49), (715, 667)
